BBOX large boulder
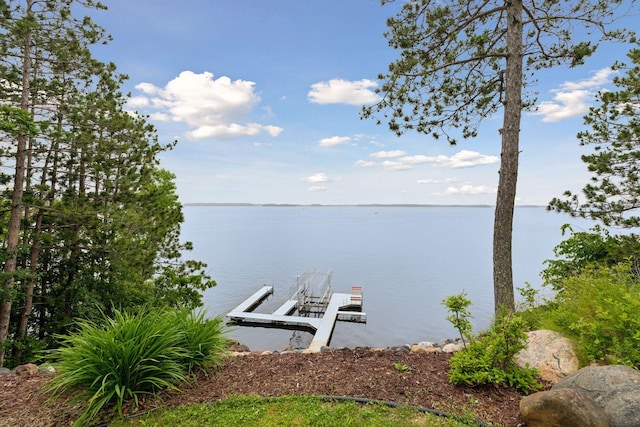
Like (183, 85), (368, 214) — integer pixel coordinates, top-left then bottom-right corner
(552, 365), (640, 402)
(515, 329), (578, 382)
(519, 388), (610, 427)
(522, 365), (640, 427)
(599, 385), (640, 427)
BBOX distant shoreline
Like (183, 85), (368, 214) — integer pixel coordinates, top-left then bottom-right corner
(183, 202), (546, 208)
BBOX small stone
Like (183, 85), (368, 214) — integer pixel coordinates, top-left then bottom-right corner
(418, 341), (436, 348)
(15, 363), (38, 377)
(411, 344), (428, 354)
(389, 345), (410, 353)
(228, 342), (250, 353)
(439, 338), (454, 347)
(0, 367), (11, 376)
(261, 351), (273, 355)
(520, 388), (610, 427)
(442, 343), (464, 353)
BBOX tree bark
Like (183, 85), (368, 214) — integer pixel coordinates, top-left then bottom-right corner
(493, 0), (523, 313)
(0, 0), (33, 367)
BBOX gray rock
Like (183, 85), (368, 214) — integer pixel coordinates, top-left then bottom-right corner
(15, 363), (38, 377)
(599, 385), (640, 427)
(228, 342), (250, 353)
(515, 329), (578, 383)
(389, 345), (410, 353)
(553, 365), (640, 403)
(0, 367), (11, 376)
(520, 388), (610, 427)
(417, 341), (436, 348)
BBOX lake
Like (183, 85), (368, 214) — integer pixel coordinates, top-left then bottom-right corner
(180, 205), (593, 351)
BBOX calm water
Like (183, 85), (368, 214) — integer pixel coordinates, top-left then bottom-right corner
(180, 206), (593, 350)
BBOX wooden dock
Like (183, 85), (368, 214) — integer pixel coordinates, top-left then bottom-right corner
(227, 272), (366, 352)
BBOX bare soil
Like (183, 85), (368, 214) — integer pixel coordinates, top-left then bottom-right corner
(0, 348), (531, 426)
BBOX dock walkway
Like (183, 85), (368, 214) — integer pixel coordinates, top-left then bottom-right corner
(227, 274), (365, 352)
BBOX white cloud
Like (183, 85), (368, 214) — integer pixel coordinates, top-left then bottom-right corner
(319, 136), (351, 147)
(417, 178), (455, 184)
(308, 78), (381, 105)
(355, 160), (376, 168)
(562, 68), (616, 90)
(370, 150), (406, 159)
(188, 123), (282, 139)
(382, 161), (412, 171)
(133, 71), (283, 140)
(303, 173), (330, 184)
(443, 184), (496, 195)
(127, 96), (150, 108)
(432, 150), (499, 168)
(399, 155), (432, 165)
(533, 68), (617, 122)
(357, 150), (498, 170)
(134, 82), (158, 95)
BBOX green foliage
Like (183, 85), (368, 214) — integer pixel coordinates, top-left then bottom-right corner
(394, 362), (409, 372)
(547, 263), (640, 368)
(541, 225), (640, 291)
(446, 306), (541, 394)
(548, 45), (640, 227)
(0, 105), (37, 136)
(364, 0), (630, 142)
(0, 0), (217, 368)
(45, 307), (229, 425)
(515, 284), (557, 331)
(442, 292), (474, 347)
(172, 310), (228, 373)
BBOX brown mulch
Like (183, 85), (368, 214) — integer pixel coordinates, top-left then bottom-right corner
(0, 349), (529, 426)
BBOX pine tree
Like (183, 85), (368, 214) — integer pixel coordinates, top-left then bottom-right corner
(549, 45), (640, 228)
(363, 0), (633, 312)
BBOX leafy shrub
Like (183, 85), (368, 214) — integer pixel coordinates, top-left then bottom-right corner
(548, 263), (640, 367)
(542, 225), (640, 291)
(443, 296), (541, 394)
(45, 307), (228, 425)
(442, 292), (474, 348)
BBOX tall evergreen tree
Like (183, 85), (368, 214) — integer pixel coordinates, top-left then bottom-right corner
(549, 44), (640, 228)
(0, 1), (216, 367)
(363, 0), (633, 312)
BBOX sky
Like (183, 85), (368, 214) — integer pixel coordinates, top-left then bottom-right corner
(88, 0), (638, 206)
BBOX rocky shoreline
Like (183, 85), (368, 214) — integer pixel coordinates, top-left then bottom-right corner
(228, 338), (466, 356)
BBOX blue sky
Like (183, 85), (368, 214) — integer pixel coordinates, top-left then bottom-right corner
(89, 0), (637, 205)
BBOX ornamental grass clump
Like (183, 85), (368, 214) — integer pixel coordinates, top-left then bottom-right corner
(45, 307), (228, 425)
(172, 309), (229, 373)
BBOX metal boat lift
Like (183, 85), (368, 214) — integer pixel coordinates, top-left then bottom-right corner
(227, 269), (366, 352)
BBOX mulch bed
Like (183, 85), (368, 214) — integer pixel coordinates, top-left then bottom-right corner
(1, 348), (528, 426)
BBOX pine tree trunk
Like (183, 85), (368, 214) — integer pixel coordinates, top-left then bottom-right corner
(493, 0), (523, 313)
(0, 0), (33, 367)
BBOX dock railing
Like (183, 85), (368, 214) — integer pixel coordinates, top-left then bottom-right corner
(289, 269), (332, 316)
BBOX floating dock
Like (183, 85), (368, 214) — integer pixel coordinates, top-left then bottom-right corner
(227, 270), (366, 352)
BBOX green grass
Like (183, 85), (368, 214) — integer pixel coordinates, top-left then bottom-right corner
(109, 395), (480, 427)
